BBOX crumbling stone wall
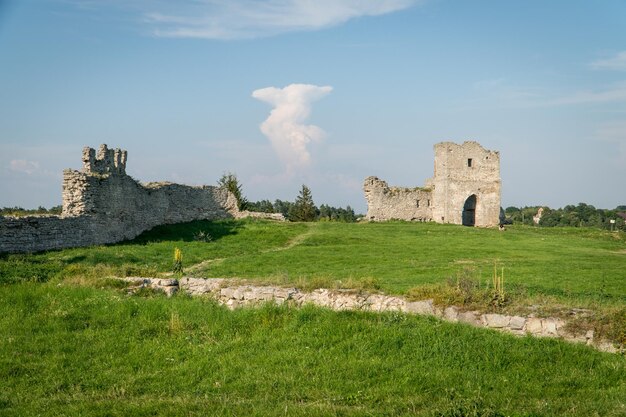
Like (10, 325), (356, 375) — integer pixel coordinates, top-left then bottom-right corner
(0, 144), (240, 253)
(364, 141), (501, 227)
(363, 177), (433, 221)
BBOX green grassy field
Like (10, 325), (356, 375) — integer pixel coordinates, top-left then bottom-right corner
(1, 284), (624, 416)
(3, 219), (624, 305)
(0, 219), (625, 416)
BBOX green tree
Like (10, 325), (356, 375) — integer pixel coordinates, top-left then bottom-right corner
(318, 204), (332, 221)
(273, 200), (293, 218)
(217, 172), (248, 210)
(340, 206), (357, 222)
(539, 208), (560, 227)
(289, 185), (317, 222)
(246, 199), (275, 213)
(503, 206), (540, 225)
(316, 204), (358, 222)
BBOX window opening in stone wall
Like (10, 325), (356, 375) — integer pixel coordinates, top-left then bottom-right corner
(427, 199), (431, 207)
(467, 158), (473, 167)
(416, 199), (420, 208)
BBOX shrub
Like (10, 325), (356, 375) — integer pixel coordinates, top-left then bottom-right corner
(193, 230), (213, 242)
(172, 248), (183, 276)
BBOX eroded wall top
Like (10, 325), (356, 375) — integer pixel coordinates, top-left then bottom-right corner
(433, 141), (499, 182)
(82, 144), (127, 175)
(1, 144), (240, 253)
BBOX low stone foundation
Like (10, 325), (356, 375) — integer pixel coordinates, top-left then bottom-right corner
(235, 210), (286, 221)
(120, 277), (619, 353)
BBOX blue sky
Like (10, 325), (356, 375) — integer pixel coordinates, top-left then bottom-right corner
(1, 0), (625, 213)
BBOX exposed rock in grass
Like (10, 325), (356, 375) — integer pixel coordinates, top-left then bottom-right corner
(118, 276), (619, 354)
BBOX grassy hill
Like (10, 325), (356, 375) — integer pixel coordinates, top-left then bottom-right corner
(3, 219), (624, 305)
(0, 220), (625, 415)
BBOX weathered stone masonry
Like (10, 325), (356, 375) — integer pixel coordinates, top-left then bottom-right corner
(120, 277), (618, 353)
(364, 141), (501, 227)
(0, 144), (241, 253)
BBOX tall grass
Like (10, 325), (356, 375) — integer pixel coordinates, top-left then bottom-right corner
(0, 283), (624, 416)
(1, 220), (624, 415)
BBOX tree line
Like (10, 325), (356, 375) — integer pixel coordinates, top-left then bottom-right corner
(504, 203), (626, 231)
(218, 172), (359, 222)
(0, 206), (62, 216)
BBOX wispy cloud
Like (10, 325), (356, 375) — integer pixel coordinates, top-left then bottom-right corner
(594, 121), (626, 167)
(142, 0), (421, 39)
(467, 78), (626, 109)
(590, 51), (626, 71)
(252, 83), (332, 174)
(544, 82), (626, 106)
(471, 78), (542, 103)
(8, 159), (40, 175)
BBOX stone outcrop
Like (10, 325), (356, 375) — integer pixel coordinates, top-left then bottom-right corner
(364, 141), (501, 227)
(236, 210), (286, 222)
(120, 277), (619, 353)
(0, 144), (243, 253)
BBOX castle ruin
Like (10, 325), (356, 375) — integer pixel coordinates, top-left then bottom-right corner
(364, 141), (501, 227)
(0, 144), (244, 253)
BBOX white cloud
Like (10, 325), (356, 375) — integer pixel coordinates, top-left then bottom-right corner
(8, 159), (40, 175)
(590, 51), (626, 71)
(252, 83), (332, 174)
(143, 0), (421, 39)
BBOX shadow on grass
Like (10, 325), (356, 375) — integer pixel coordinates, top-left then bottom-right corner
(124, 219), (244, 245)
(60, 255), (88, 263)
(0, 254), (64, 284)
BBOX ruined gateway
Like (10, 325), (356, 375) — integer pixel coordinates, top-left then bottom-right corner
(0, 144), (281, 254)
(364, 141), (501, 227)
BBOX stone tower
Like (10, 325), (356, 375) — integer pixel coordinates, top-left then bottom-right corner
(430, 141), (501, 227)
(363, 141), (501, 227)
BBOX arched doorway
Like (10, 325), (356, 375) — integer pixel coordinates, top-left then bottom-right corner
(462, 195), (476, 226)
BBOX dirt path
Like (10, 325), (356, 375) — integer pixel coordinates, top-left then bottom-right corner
(184, 258), (225, 274)
(261, 222), (318, 253)
(185, 223), (319, 273)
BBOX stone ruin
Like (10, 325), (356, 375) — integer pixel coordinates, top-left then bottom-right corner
(0, 144), (281, 253)
(364, 141), (501, 227)
(533, 207), (544, 225)
(117, 277), (617, 352)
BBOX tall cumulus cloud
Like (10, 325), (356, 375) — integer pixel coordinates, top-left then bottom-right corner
(252, 83), (332, 174)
